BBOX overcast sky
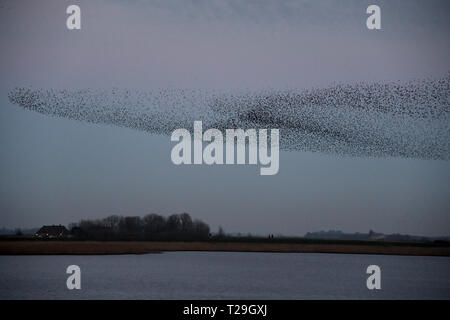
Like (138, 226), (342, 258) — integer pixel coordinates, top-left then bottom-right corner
(0, 0), (449, 236)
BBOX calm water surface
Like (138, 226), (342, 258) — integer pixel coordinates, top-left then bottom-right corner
(0, 252), (449, 299)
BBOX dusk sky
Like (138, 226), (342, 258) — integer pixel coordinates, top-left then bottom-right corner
(0, 0), (449, 236)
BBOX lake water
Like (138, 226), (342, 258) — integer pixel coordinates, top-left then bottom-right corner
(0, 252), (449, 299)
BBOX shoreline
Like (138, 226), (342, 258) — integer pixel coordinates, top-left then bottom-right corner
(1, 241), (450, 256)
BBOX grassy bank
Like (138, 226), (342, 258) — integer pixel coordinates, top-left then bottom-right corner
(0, 240), (449, 256)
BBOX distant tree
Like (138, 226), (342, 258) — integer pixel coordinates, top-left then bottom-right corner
(103, 215), (120, 231)
(193, 220), (210, 239)
(15, 228), (23, 236)
(217, 226), (225, 237)
(69, 212), (210, 240)
(143, 213), (166, 235)
(120, 216), (142, 235)
(68, 223), (78, 231)
(167, 214), (182, 233)
(179, 213), (193, 231)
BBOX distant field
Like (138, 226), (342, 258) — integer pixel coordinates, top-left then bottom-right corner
(1, 240), (449, 256)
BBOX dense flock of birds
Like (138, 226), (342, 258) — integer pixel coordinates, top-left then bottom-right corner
(8, 75), (450, 160)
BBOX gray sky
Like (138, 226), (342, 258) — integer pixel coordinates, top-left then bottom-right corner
(0, 0), (449, 236)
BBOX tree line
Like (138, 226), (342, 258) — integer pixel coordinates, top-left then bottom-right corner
(69, 213), (210, 240)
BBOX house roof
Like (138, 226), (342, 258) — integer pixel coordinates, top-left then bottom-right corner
(37, 225), (69, 235)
